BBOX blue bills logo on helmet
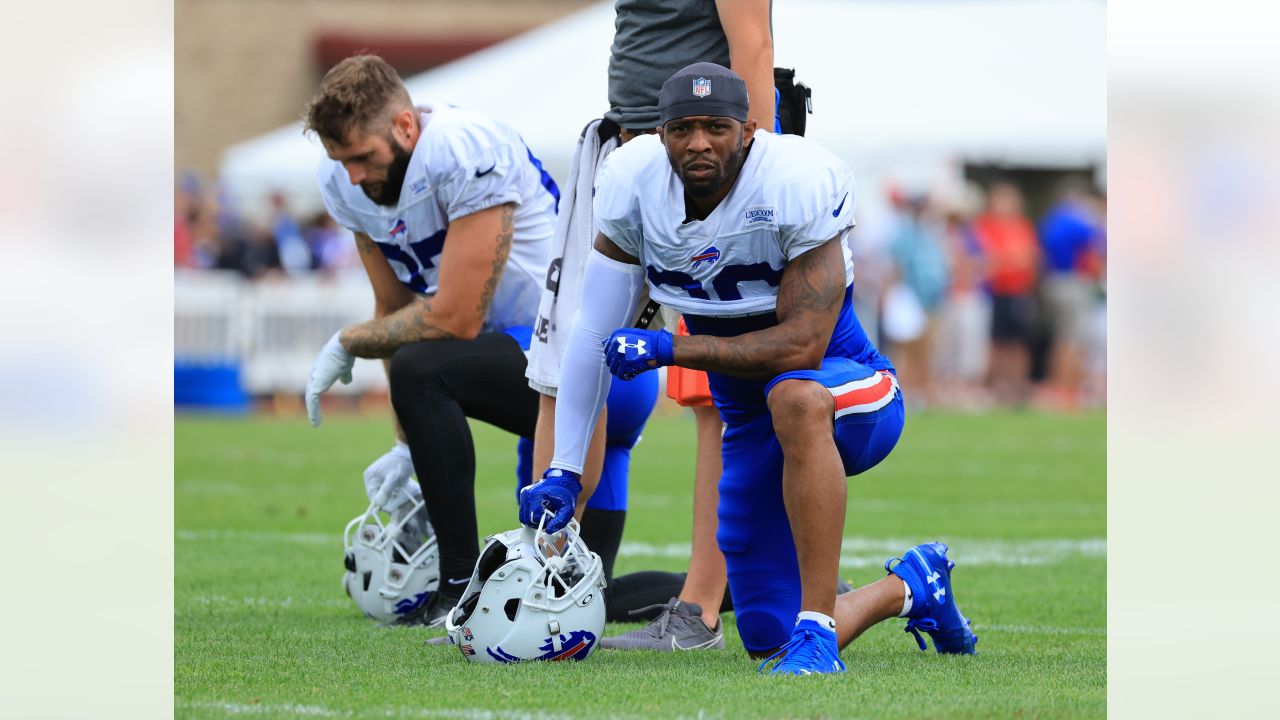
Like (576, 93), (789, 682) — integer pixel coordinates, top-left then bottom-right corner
(690, 245), (720, 268)
(535, 630), (597, 661)
(692, 77), (711, 97)
(485, 630), (598, 664)
(486, 646), (522, 663)
(393, 591), (431, 616)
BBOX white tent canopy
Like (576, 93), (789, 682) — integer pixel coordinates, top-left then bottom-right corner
(219, 0), (1104, 222)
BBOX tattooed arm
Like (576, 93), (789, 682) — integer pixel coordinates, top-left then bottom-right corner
(339, 202), (516, 358)
(672, 236), (845, 379)
(344, 231), (418, 440)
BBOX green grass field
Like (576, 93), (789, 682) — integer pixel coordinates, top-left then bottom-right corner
(175, 408), (1105, 719)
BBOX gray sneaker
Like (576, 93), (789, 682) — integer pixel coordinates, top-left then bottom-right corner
(602, 597), (725, 651)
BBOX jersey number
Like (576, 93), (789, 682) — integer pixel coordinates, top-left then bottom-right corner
(646, 262), (784, 302)
(375, 229), (447, 293)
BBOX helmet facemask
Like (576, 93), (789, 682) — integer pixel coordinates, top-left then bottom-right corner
(342, 496), (439, 623)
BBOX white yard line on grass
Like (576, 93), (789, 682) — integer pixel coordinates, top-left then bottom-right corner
(179, 701), (645, 720)
(618, 537), (1106, 568)
(189, 595), (349, 609)
(978, 623), (1108, 636)
(179, 702), (345, 717)
(176, 530), (1105, 567)
(177, 529), (333, 544)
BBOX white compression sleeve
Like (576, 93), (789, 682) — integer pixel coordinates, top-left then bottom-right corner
(550, 250), (646, 474)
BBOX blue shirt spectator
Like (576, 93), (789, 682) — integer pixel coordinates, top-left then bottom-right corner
(1039, 199), (1100, 274)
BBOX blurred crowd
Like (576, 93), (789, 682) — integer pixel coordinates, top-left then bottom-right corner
(176, 171), (1106, 412)
(174, 173), (361, 279)
(855, 178), (1107, 413)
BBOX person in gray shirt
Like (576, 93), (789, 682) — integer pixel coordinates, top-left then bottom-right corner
(524, 0), (778, 654)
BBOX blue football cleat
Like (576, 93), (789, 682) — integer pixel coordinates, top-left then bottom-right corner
(885, 542), (979, 654)
(757, 619), (847, 676)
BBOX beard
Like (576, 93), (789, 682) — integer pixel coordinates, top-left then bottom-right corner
(362, 135), (413, 207)
(678, 133), (747, 198)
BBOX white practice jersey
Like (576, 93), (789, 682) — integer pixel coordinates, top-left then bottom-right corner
(319, 104), (559, 332)
(593, 130), (856, 318)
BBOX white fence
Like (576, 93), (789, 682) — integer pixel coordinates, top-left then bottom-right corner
(175, 270), (389, 394)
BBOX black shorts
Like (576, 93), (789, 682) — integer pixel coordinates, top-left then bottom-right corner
(991, 293), (1037, 344)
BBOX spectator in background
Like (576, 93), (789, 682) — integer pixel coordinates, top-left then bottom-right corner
(175, 190), (195, 268)
(1079, 191), (1107, 408)
(218, 223), (281, 280)
(175, 172), (222, 269)
(270, 191), (313, 276)
(932, 201), (991, 410)
(304, 212), (360, 274)
(887, 193), (950, 407)
(972, 181), (1040, 407)
(1038, 180), (1104, 410)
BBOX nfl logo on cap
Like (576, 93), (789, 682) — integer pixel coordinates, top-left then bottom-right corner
(692, 77), (711, 97)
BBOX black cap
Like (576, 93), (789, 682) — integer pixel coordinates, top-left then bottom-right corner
(658, 62), (749, 126)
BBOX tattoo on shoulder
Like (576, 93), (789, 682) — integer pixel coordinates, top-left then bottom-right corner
(355, 234), (377, 255)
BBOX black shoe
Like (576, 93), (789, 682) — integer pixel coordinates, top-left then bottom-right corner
(397, 586), (460, 628)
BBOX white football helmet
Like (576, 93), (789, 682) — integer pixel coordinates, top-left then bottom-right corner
(342, 494), (439, 623)
(445, 518), (605, 663)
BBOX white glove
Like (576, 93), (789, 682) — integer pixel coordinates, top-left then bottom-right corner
(305, 331), (355, 427)
(364, 441), (416, 509)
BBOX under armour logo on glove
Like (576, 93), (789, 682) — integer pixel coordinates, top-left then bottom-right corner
(615, 337), (648, 356)
(603, 328), (674, 380)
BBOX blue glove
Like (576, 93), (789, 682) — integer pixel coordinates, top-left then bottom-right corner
(603, 328), (674, 380)
(519, 468), (582, 533)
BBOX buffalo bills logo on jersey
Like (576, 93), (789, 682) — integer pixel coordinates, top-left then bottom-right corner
(393, 591), (431, 616)
(388, 218), (408, 238)
(692, 77), (711, 97)
(690, 245), (721, 268)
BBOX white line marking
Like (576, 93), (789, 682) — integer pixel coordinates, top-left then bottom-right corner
(179, 702), (345, 717)
(176, 530), (1105, 568)
(188, 595), (349, 609)
(177, 700), (622, 719)
(615, 537), (1106, 567)
(177, 530), (332, 544)
(978, 623), (1107, 636)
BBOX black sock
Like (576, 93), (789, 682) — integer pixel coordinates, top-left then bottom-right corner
(579, 508), (626, 583)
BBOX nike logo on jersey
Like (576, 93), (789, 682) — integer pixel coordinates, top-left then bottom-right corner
(475, 163), (497, 177)
(446, 577), (470, 585)
(832, 193), (848, 217)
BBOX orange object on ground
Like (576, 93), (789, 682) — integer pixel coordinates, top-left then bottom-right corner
(666, 317), (714, 407)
